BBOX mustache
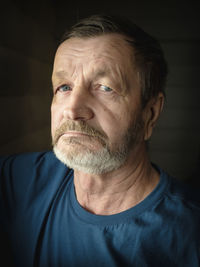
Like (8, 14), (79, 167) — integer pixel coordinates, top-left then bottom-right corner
(52, 120), (107, 146)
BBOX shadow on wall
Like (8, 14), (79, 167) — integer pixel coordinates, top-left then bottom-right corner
(0, 46), (52, 155)
(149, 39), (200, 186)
(0, 1), (54, 155)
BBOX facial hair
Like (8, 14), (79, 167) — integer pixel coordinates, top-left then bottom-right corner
(52, 117), (144, 174)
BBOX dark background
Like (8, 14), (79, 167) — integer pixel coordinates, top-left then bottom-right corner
(0, 0), (200, 186)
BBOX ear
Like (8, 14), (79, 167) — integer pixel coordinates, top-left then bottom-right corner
(143, 92), (164, 141)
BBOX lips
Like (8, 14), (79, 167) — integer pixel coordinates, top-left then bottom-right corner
(62, 131), (92, 137)
(60, 131), (102, 143)
(57, 131), (107, 149)
(53, 120), (107, 146)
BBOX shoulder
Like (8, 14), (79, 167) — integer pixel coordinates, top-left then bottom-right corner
(0, 151), (73, 208)
(1, 151), (56, 169)
(153, 165), (200, 209)
(165, 173), (200, 211)
(0, 150), (73, 182)
(158, 168), (200, 230)
(0, 151), (69, 177)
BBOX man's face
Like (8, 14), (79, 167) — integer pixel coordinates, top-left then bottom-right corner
(51, 34), (145, 174)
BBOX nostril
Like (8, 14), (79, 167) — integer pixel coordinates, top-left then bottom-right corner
(63, 107), (94, 121)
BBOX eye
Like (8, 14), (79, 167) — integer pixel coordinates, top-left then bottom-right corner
(57, 84), (71, 93)
(100, 85), (113, 92)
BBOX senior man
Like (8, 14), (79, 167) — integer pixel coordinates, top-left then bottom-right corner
(0, 14), (200, 266)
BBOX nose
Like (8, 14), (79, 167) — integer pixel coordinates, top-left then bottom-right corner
(63, 87), (94, 121)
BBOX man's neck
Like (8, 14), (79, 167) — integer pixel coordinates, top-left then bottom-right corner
(73, 152), (160, 215)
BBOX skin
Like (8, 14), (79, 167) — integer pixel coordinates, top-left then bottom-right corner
(51, 33), (164, 215)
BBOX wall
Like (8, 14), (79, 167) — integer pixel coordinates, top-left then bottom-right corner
(0, 0), (200, 186)
(0, 1), (55, 154)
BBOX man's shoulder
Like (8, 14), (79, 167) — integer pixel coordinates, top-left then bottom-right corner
(0, 151), (73, 190)
(160, 171), (200, 226)
(0, 151), (64, 172)
(166, 174), (200, 209)
(153, 165), (200, 211)
(0, 150), (55, 165)
(0, 151), (73, 212)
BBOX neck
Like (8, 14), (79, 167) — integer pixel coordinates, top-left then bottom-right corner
(73, 147), (160, 215)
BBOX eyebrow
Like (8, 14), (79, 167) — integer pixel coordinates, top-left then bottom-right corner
(52, 67), (129, 95)
(53, 70), (69, 79)
(52, 66), (129, 93)
(93, 69), (111, 80)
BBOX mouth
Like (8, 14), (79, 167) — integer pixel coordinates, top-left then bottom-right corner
(54, 130), (107, 148)
(61, 131), (93, 137)
(52, 121), (108, 147)
(57, 131), (103, 144)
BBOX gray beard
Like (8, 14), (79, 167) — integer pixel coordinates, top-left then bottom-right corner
(53, 138), (128, 174)
(52, 117), (144, 174)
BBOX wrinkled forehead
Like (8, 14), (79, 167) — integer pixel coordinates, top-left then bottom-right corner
(53, 34), (135, 73)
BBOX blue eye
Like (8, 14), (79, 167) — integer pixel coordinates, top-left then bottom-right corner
(57, 84), (71, 92)
(100, 85), (113, 92)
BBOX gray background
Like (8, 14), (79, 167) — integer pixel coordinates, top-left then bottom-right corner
(0, 0), (200, 186)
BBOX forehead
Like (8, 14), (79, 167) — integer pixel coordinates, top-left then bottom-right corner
(53, 34), (134, 72)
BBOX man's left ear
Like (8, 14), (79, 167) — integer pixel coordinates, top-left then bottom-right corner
(143, 92), (164, 141)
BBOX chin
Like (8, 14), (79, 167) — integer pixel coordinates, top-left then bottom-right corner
(53, 144), (127, 175)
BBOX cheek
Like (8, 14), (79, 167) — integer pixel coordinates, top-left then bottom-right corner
(95, 102), (129, 139)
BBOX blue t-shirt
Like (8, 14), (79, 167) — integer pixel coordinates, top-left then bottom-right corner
(0, 151), (200, 266)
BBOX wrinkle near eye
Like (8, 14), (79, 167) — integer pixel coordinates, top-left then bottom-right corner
(88, 65), (129, 96)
